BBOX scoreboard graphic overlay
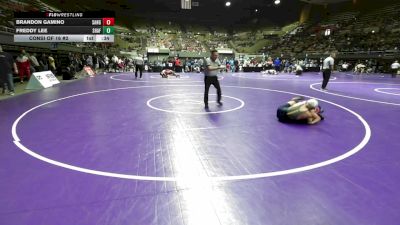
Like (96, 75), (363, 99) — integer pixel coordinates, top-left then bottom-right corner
(14, 11), (115, 42)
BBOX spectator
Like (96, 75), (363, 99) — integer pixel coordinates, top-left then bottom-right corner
(39, 53), (48, 71)
(48, 54), (56, 74)
(174, 57), (182, 72)
(29, 53), (40, 73)
(0, 45), (17, 96)
(274, 57), (281, 72)
(16, 50), (31, 83)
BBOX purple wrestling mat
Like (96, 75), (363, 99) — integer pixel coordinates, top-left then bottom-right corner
(0, 71), (399, 225)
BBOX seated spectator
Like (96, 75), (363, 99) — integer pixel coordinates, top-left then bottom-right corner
(284, 60), (292, 73)
(62, 63), (76, 80)
(294, 64), (303, 76)
(266, 57), (273, 70)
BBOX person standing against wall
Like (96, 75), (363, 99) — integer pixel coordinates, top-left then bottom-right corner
(0, 45), (17, 96)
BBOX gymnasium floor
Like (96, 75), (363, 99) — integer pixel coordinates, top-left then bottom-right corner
(1, 71), (399, 225)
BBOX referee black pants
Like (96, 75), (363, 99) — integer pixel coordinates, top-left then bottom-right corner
(392, 69), (398, 78)
(135, 65), (143, 78)
(204, 76), (221, 105)
(322, 69), (331, 89)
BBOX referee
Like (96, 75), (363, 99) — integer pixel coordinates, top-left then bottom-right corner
(321, 52), (336, 91)
(134, 54), (144, 79)
(204, 50), (224, 108)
